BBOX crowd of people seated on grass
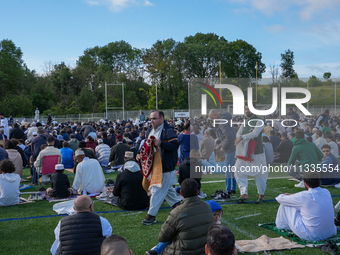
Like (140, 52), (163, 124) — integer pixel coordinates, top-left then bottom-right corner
(0, 108), (340, 254)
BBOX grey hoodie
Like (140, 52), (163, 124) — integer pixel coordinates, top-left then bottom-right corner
(0, 173), (20, 206)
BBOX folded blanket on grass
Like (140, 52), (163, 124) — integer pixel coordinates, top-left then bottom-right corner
(259, 223), (340, 247)
(235, 234), (304, 253)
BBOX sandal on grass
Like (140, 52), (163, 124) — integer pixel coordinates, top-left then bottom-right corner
(233, 197), (247, 203)
(255, 198), (265, 204)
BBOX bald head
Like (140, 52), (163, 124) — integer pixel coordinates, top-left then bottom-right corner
(101, 235), (132, 255)
(73, 195), (93, 213)
(208, 109), (220, 120)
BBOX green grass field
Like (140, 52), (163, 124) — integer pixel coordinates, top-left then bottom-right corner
(1, 168), (340, 255)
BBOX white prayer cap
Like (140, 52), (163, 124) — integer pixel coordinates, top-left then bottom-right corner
(55, 164), (64, 170)
(75, 150), (85, 157)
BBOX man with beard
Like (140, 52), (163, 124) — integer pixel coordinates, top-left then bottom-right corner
(233, 104), (267, 204)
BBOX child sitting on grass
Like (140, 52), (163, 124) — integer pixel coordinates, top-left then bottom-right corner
(0, 159), (20, 206)
(45, 164), (73, 198)
(146, 199), (223, 255)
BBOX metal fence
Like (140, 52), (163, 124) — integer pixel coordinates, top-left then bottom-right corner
(15, 104), (339, 124)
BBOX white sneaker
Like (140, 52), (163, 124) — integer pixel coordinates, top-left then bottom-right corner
(335, 183), (340, 189)
(198, 190), (207, 199)
(294, 180), (305, 188)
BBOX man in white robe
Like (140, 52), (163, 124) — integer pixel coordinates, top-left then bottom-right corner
(72, 150), (105, 194)
(275, 172), (336, 241)
(234, 105), (268, 204)
(34, 108), (40, 121)
(0, 113), (9, 139)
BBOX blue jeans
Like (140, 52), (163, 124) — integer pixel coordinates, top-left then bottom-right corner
(225, 152), (236, 192)
(154, 241), (170, 254)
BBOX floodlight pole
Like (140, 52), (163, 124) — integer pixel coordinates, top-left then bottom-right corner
(156, 85), (158, 110)
(105, 82), (125, 120)
(188, 81), (190, 117)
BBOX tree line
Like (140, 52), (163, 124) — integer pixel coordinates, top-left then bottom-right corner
(0, 33), (333, 117)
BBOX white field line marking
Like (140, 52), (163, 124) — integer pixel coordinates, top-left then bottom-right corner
(235, 213), (262, 220)
(120, 211), (143, 216)
(221, 218), (257, 239)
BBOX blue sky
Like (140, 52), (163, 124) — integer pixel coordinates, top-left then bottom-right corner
(1, 0), (340, 78)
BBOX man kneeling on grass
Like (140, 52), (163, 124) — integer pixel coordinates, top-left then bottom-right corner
(275, 172), (336, 241)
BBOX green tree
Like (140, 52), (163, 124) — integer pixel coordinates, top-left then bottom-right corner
(143, 38), (184, 108)
(308, 75), (322, 87)
(280, 49), (296, 79)
(224, 39), (265, 81)
(51, 62), (73, 96)
(182, 33), (227, 79)
(323, 72), (331, 80)
(0, 39), (24, 98)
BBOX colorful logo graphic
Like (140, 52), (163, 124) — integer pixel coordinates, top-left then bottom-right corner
(197, 82), (222, 107)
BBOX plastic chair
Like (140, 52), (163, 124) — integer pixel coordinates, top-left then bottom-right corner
(39, 155), (60, 187)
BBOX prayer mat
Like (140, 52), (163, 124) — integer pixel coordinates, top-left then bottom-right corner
(0, 197), (35, 206)
(64, 168), (74, 173)
(142, 146), (163, 195)
(19, 184), (34, 191)
(139, 136), (155, 179)
(18, 197), (35, 204)
(259, 223), (340, 247)
(102, 199), (119, 207)
(236, 234), (304, 253)
(42, 192), (79, 203)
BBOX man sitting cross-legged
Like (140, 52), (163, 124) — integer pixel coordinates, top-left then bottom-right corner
(51, 195), (112, 255)
(72, 150), (106, 195)
(275, 172), (336, 241)
(111, 151), (149, 210)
